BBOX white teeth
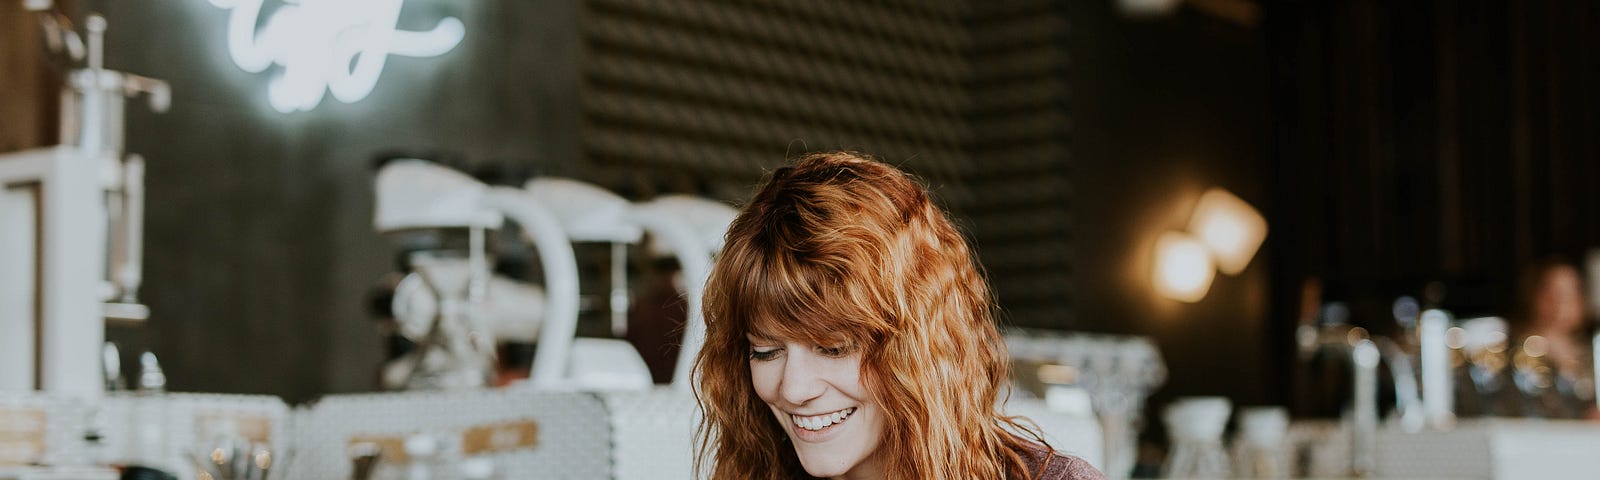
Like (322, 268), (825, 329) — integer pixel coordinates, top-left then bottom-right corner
(792, 408), (856, 431)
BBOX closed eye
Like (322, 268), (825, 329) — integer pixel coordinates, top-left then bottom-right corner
(749, 347), (782, 361)
(816, 344), (855, 358)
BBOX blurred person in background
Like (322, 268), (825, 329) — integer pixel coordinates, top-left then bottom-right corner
(628, 256), (688, 384)
(1510, 258), (1598, 419)
(693, 152), (1104, 479)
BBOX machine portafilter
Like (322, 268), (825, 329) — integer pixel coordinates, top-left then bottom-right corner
(372, 158), (505, 389)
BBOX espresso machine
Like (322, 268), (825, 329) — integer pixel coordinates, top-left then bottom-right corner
(501, 178), (742, 390)
(372, 158), (513, 389)
(513, 177), (656, 391)
(371, 157), (747, 393)
(0, 2), (169, 395)
(373, 160), (664, 391)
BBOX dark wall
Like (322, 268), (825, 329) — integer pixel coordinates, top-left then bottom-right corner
(84, 0), (1277, 409)
(0, 0), (1321, 419)
(1267, 0), (1600, 306)
(66, 0), (1592, 420)
(99, 0), (584, 402)
(84, 0), (1083, 401)
(1064, 0), (1273, 410)
(1265, 0), (1600, 414)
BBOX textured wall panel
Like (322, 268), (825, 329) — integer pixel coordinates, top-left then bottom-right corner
(966, 3), (1074, 326)
(580, 0), (1073, 328)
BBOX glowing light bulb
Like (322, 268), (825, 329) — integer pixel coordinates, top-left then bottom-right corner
(1188, 188), (1267, 275)
(1154, 231), (1215, 303)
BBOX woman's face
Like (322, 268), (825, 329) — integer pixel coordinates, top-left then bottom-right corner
(748, 335), (885, 479)
(1534, 265), (1586, 333)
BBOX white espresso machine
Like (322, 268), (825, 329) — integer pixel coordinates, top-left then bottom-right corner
(0, 3), (169, 395)
(373, 160), (745, 392)
(373, 160), (661, 391)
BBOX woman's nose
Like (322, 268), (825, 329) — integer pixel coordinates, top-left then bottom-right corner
(779, 350), (827, 405)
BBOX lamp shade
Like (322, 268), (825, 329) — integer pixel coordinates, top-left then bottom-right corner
(1154, 231), (1215, 303)
(1188, 188), (1267, 275)
(372, 159), (503, 232)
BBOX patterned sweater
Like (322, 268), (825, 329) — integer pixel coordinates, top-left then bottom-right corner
(1015, 442), (1108, 480)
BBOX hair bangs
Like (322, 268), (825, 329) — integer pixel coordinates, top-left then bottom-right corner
(731, 244), (883, 348)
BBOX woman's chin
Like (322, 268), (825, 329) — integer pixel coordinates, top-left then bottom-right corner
(797, 459), (849, 479)
(804, 468), (839, 478)
(793, 446), (883, 480)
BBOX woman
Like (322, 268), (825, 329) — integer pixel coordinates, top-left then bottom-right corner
(1511, 258), (1597, 419)
(694, 152), (1103, 479)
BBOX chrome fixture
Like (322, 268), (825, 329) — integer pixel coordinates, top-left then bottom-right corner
(0, 2), (168, 395)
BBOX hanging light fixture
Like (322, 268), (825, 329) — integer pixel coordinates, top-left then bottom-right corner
(1188, 187), (1267, 275)
(1153, 231), (1215, 303)
(1152, 187), (1265, 303)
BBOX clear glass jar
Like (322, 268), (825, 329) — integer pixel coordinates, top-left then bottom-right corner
(1162, 397), (1232, 479)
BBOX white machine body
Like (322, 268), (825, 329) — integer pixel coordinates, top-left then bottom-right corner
(514, 179), (649, 391)
(375, 163), (741, 393)
(1, 7), (168, 396)
(0, 147), (118, 395)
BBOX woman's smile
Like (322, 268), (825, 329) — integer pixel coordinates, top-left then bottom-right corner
(789, 406), (858, 441)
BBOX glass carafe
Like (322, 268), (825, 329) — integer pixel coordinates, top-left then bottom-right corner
(1162, 397), (1232, 479)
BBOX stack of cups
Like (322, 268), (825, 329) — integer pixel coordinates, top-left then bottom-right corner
(1162, 396), (1232, 479)
(1232, 406), (1290, 479)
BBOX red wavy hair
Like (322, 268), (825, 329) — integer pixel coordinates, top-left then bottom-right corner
(694, 152), (1047, 479)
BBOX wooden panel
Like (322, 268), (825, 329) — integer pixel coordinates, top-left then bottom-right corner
(0, 1), (51, 152)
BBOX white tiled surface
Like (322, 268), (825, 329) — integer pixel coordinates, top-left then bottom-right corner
(1378, 419), (1600, 480)
(288, 389), (612, 480)
(601, 388), (701, 480)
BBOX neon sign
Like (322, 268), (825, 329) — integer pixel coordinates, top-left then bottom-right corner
(207, 0), (465, 113)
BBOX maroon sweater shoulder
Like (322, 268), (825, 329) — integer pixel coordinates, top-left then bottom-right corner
(1015, 442), (1108, 480)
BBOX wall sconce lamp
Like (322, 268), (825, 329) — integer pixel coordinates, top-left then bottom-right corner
(1154, 188), (1266, 302)
(1189, 188), (1268, 275)
(1154, 231), (1216, 303)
